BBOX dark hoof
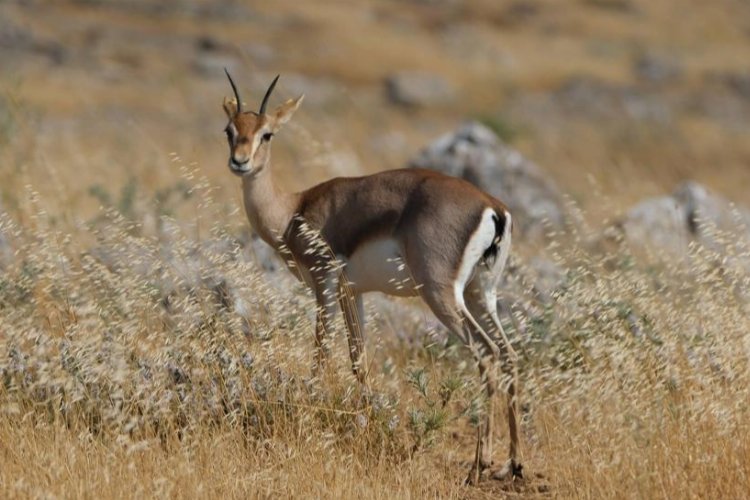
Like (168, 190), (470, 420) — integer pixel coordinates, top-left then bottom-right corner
(465, 459), (493, 486)
(464, 466), (482, 486)
(491, 460), (524, 481)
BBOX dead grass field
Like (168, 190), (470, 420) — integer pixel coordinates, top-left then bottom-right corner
(2, 195), (749, 498)
(2, 0), (750, 498)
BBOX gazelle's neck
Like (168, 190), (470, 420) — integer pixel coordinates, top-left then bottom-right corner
(241, 165), (299, 249)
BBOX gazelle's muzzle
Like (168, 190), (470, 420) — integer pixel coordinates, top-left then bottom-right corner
(229, 157), (251, 174)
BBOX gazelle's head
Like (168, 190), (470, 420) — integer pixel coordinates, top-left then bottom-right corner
(222, 70), (303, 177)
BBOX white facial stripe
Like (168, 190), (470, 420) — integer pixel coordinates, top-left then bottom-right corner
(247, 127), (273, 164)
(250, 130), (262, 159)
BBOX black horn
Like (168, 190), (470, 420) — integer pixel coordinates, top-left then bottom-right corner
(259, 75), (280, 115)
(224, 68), (242, 114)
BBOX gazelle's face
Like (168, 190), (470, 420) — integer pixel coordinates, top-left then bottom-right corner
(223, 111), (274, 176)
(221, 73), (303, 177)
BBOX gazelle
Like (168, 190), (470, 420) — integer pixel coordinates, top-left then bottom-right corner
(221, 70), (523, 483)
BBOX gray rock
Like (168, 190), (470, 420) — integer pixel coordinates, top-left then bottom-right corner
(555, 76), (671, 123)
(0, 17), (33, 49)
(526, 257), (565, 304)
(673, 181), (750, 248)
(633, 52), (683, 84)
(0, 16), (66, 64)
(620, 194), (687, 255)
(409, 122), (568, 240)
(499, 255), (566, 313)
(618, 181), (750, 261)
(385, 71), (456, 107)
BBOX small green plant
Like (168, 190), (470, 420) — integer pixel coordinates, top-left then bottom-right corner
(405, 367), (452, 454)
(477, 113), (519, 143)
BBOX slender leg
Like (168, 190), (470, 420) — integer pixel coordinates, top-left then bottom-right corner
(338, 284), (367, 385)
(491, 332), (522, 480)
(312, 271), (339, 377)
(313, 306), (331, 374)
(412, 286), (491, 484)
(475, 347), (498, 470)
(401, 230), (519, 485)
(458, 337), (499, 483)
(465, 277), (523, 480)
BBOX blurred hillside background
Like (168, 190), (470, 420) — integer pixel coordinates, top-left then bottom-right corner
(2, 0), (749, 229)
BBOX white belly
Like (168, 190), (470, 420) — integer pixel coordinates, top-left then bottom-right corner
(342, 238), (418, 297)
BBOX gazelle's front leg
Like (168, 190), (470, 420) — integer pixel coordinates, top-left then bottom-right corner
(313, 306), (332, 374)
(312, 272), (339, 376)
(338, 284), (367, 385)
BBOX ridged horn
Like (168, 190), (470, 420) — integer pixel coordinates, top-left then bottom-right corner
(259, 74), (280, 115)
(224, 68), (242, 115)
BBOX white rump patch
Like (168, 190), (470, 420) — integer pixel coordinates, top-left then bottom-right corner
(454, 208), (498, 305)
(494, 211), (511, 285)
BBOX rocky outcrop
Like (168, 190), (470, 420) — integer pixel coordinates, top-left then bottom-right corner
(409, 122), (568, 240)
(616, 181), (750, 265)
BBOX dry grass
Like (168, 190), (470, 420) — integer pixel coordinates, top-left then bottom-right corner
(2, 0), (750, 498)
(1, 166), (749, 498)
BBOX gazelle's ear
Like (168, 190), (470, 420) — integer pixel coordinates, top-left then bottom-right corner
(272, 95), (304, 129)
(223, 97), (238, 118)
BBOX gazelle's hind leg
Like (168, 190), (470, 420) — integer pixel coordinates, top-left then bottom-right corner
(464, 271), (523, 481)
(401, 206), (517, 484)
(414, 282), (501, 485)
(401, 254), (500, 484)
(462, 279), (500, 471)
(462, 206), (522, 481)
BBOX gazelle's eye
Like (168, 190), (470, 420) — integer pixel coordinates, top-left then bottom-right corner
(224, 127), (233, 142)
(261, 132), (274, 142)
